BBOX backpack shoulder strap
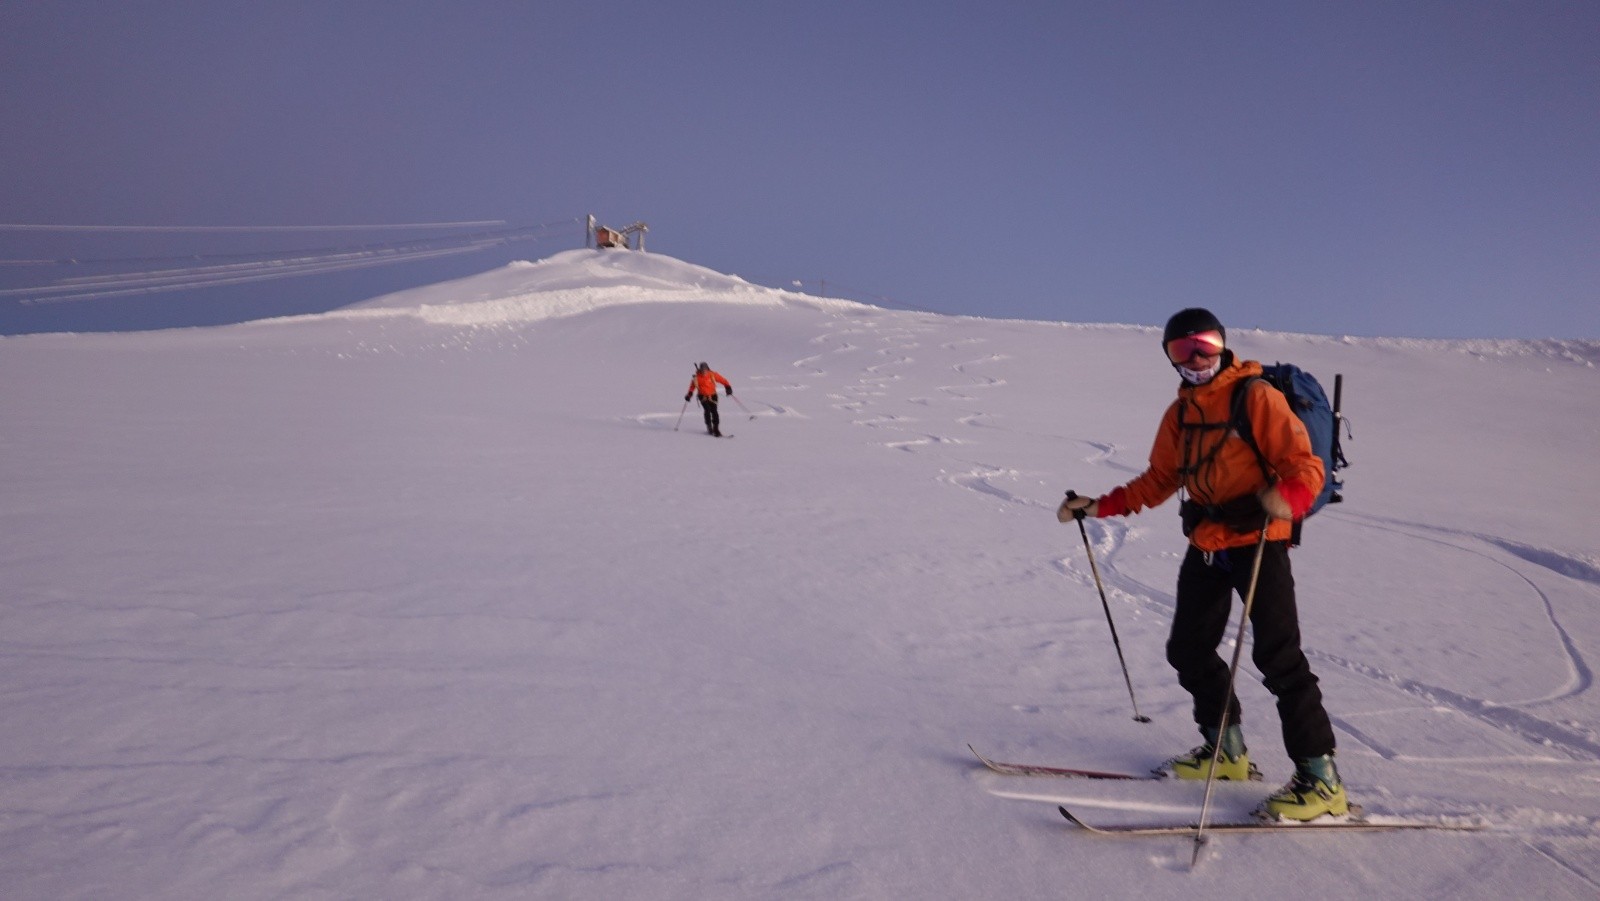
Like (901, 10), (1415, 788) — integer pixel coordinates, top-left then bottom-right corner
(1231, 376), (1275, 485)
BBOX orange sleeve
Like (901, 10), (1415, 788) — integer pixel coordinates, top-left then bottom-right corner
(1115, 401), (1185, 514)
(1244, 381), (1324, 504)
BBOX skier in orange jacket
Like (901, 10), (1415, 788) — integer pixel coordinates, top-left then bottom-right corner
(684, 362), (733, 437)
(1058, 308), (1346, 822)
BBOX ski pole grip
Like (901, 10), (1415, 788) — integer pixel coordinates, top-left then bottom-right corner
(1065, 490), (1087, 521)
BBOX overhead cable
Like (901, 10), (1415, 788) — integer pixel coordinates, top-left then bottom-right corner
(5, 218), (581, 305)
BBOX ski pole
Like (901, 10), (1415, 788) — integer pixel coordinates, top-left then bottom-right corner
(1191, 524), (1272, 867)
(1065, 492), (1150, 724)
(729, 394), (756, 420)
(673, 399), (689, 431)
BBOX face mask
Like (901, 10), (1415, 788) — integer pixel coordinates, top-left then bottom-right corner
(1177, 358), (1221, 385)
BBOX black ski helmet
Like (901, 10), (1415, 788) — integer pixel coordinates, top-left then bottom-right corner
(1161, 308), (1225, 349)
(696, 362), (709, 372)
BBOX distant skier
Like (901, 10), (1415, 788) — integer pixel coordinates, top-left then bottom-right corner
(1057, 308), (1348, 822)
(684, 362), (733, 437)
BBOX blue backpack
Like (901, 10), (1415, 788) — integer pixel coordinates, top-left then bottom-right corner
(1230, 363), (1348, 544)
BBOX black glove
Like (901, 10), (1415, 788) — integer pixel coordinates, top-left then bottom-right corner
(684, 394), (692, 403)
(725, 386), (733, 396)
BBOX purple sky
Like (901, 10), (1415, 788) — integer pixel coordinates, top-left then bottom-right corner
(3, 2), (1596, 337)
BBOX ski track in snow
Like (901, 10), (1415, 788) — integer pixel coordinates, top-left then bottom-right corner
(1086, 509), (1600, 774)
(1307, 513), (1600, 763)
(783, 309), (1600, 840)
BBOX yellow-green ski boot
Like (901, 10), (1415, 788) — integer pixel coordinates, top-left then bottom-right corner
(1259, 754), (1350, 821)
(1162, 724), (1261, 781)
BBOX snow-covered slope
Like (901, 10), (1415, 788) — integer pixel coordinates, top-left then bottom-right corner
(353, 248), (766, 304)
(329, 248), (864, 327)
(2, 251), (1598, 899)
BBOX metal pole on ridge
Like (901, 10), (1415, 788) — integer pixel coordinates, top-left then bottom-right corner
(729, 394), (757, 420)
(673, 399), (689, 431)
(1191, 525), (1272, 867)
(1065, 492), (1151, 725)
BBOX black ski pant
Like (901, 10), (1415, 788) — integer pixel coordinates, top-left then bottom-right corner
(697, 396), (721, 433)
(1166, 540), (1335, 761)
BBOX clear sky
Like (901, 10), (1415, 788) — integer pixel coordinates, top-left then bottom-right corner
(3, 1), (1596, 338)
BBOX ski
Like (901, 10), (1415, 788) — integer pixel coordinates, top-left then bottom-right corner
(969, 744), (1158, 781)
(1058, 805), (1486, 836)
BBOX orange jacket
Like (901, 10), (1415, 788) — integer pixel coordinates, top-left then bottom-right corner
(688, 369), (731, 399)
(1099, 359), (1324, 552)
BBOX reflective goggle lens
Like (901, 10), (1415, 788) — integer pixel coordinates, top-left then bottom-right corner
(1165, 331), (1225, 363)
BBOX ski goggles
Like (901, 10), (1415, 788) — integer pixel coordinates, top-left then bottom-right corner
(1165, 330), (1225, 364)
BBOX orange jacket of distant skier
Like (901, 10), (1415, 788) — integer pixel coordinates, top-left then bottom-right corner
(689, 369), (731, 399)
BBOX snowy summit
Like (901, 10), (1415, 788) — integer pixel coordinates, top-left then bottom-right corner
(2, 249), (1599, 899)
(336, 248), (855, 327)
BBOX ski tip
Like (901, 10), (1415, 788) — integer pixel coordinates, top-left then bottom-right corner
(1058, 805), (1111, 835)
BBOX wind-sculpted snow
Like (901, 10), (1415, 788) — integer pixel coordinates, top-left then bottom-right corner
(354, 248), (766, 306)
(2, 253), (1599, 899)
(313, 248), (871, 328)
(340, 283), (788, 327)
(1242, 328), (1600, 369)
